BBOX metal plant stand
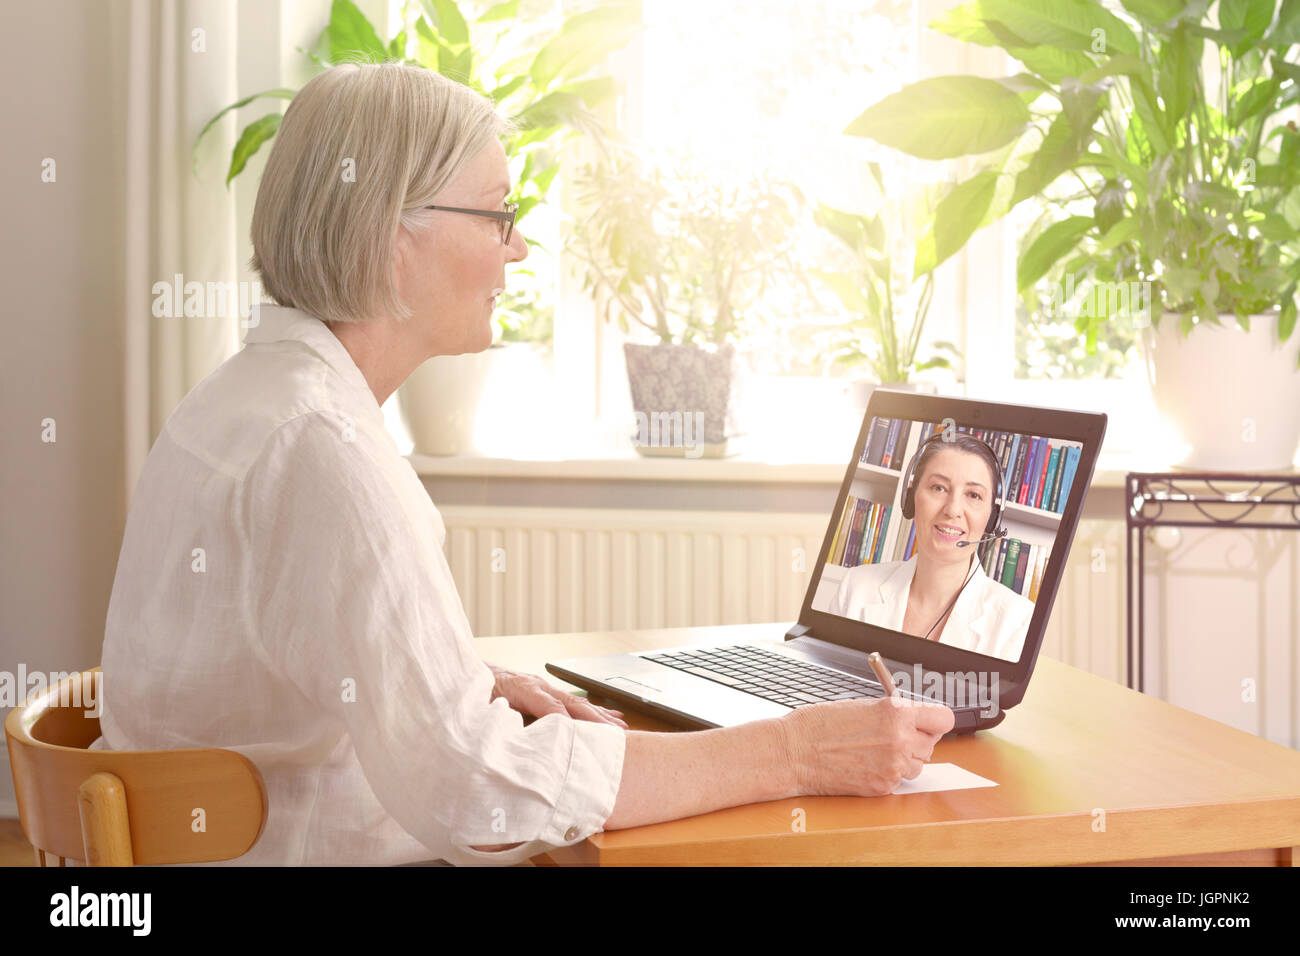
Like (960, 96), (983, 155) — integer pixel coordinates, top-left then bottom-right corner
(1125, 471), (1300, 692)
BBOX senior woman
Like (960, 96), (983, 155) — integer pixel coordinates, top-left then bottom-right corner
(98, 62), (953, 866)
(827, 434), (1035, 661)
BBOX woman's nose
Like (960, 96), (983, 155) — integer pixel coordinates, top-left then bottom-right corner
(507, 228), (528, 263)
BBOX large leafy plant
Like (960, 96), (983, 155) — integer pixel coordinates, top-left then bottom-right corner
(195, 0), (640, 341)
(566, 147), (805, 346)
(844, 0), (1300, 358)
(809, 165), (963, 383)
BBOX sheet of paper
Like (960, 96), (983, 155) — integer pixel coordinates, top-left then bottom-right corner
(890, 762), (997, 794)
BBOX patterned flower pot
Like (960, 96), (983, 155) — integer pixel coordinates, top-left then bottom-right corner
(622, 342), (743, 458)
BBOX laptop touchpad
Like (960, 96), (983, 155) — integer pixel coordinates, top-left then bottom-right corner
(606, 675), (662, 694)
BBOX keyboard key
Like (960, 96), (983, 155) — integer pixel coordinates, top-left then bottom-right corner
(684, 667), (741, 686)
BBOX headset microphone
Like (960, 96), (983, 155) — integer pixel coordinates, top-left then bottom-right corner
(956, 528), (1008, 549)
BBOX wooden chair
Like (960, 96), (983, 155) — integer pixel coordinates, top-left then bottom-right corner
(5, 667), (267, 866)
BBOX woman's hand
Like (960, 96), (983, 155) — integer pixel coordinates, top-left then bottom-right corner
(778, 695), (955, 796)
(486, 664), (628, 729)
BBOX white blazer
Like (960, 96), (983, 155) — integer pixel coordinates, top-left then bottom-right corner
(827, 555), (1035, 661)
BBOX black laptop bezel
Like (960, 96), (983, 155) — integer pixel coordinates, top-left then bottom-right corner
(791, 389), (1107, 710)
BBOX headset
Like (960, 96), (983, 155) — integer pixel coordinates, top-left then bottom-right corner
(897, 429), (1008, 641)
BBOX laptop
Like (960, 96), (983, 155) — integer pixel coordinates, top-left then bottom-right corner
(546, 390), (1107, 734)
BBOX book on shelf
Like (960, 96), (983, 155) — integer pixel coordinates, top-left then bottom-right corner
(874, 504), (893, 562)
(863, 503), (879, 565)
(881, 419), (911, 469)
(1025, 439), (1043, 507)
(1028, 546), (1047, 602)
(894, 517), (914, 562)
(881, 419), (899, 468)
(1055, 446), (1081, 513)
(1018, 437), (1038, 505)
(999, 538), (1022, 589)
(829, 496), (852, 564)
(1010, 435), (1028, 501)
(1012, 541), (1030, 593)
(1042, 445), (1061, 512)
(827, 495), (896, 568)
(948, 424), (1080, 515)
(862, 416), (917, 471)
(980, 537), (1052, 600)
(845, 498), (866, 565)
(849, 499), (868, 566)
(862, 417), (889, 467)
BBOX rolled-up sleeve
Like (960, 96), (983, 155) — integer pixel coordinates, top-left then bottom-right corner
(241, 411), (626, 865)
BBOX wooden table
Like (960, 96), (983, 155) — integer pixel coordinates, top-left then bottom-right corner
(476, 623), (1300, 867)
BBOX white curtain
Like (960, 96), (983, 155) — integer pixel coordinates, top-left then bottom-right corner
(111, 0), (244, 499)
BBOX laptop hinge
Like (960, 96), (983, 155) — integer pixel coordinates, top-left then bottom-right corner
(784, 623), (812, 641)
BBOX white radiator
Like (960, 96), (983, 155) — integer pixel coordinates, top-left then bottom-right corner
(1037, 519), (1128, 686)
(439, 506), (827, 637)
(441, 506), (1125, 675)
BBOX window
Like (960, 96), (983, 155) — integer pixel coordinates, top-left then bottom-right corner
(553, 0), (933, 458)
(377, 0), (1150, 459)
(552, 0), (1149, 459)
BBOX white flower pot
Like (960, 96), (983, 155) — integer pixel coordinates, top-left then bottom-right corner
(1141, 311), (1300, 471)
(398, 345), (544, 456)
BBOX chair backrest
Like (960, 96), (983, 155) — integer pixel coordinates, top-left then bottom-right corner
(5, 668), (267, 865)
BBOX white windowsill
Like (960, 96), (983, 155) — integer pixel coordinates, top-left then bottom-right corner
(408, 448), (1159, 488)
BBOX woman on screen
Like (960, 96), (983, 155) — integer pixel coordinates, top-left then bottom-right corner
(828, 433), (1035, 661)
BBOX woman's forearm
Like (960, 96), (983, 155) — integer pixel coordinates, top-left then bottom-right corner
(602, 718), (797, 830)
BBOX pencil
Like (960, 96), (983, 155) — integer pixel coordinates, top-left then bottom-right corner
(867, 652), (897, 697)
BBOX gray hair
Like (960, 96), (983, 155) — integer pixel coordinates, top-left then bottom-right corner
(251, 61), (512, 323)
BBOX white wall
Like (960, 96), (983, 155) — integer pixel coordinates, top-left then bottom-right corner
(0, 0), (126, 815)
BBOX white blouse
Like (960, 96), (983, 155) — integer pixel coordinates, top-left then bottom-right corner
(96, 303), (626, 866)
(826, 556), (1035, 662)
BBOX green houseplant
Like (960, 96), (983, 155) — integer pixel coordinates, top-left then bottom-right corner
(566, 146), (805, 456)
(808, 163), (963, 394)
(198, 0), (639, 454)
(844, 0), (1300, 468)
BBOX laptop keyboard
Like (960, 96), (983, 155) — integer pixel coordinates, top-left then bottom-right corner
(641, 644), (888, 708)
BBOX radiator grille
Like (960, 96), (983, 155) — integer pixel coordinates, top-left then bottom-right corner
(440, 507), (1123, 678)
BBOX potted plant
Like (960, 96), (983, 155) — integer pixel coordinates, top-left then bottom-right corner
(197, 0), (640, 455)
(566, 146), (804, 457)
(807, 163), (963, 407)
(843, 0), (1300, 469)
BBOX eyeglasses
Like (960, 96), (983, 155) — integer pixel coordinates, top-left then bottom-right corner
(424, 202), (518, 243)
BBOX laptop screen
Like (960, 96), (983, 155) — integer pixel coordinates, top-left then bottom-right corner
(809, 412), (1089, 663)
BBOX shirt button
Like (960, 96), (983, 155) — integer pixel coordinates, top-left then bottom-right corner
(564, 826), (580, 842)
